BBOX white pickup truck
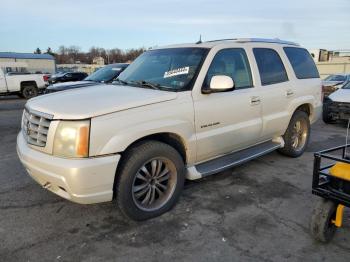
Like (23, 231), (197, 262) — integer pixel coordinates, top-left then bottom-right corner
(0, 63), (48, 98)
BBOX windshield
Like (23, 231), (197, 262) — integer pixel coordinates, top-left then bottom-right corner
(116, 48), (208, 91)
(324, 75), (346, 82)
(85, 65), (125, 82)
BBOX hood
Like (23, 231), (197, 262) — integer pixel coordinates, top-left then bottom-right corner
(329, 88), (350, 103)
(47, 81), (100, 91)
(322, 80), (344, 87)
(27, 84), (178, 119)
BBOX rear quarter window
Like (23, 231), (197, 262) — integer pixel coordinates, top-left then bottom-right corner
(283, 47), (319, 79)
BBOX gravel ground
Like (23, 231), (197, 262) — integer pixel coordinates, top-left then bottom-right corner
(0, 96), (349, 262)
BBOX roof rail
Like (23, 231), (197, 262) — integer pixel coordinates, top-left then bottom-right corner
(205, 38), (238, 43)
(235, 38), (299, 46)
(201, 38), (299, 46)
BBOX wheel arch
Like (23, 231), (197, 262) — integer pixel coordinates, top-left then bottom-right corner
(295, 103), (313, 118)
(20, 81), (38, 92)
(112, 132), (188, 199)
(281, 100), (314, 140)
(120, 132), (188, 164)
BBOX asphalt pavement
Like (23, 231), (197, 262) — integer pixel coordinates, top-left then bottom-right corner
(0, 96), (349, 262)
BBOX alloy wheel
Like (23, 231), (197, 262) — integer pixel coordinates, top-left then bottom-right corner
(132, 157), (177, 211)
(291, 119), (308, 151)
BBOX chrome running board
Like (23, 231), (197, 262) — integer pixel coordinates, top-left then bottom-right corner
(186, 140), (282, 180)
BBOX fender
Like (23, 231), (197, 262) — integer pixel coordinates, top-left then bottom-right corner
(287, 95), (315, 120)
(89, 94), (197, 164)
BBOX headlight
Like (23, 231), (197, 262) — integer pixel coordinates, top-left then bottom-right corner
(53, 120), (90, 158)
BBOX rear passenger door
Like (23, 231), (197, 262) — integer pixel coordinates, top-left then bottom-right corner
(253, 48), (292, 140)
(283, 47), (321, 117)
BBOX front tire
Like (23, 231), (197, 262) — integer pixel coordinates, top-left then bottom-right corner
(278, 110), (310, 157)
(115, 141), (185, 221)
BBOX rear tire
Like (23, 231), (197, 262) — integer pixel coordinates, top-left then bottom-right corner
(278, 110), (310, 157)
(310, 199), (337, 243)
(115, 141), (185, 221)
(21, 85), (38, 99)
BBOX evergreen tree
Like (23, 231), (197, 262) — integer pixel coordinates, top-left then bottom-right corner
(34, 48), (41, 54)
(46, 47), (54, 55)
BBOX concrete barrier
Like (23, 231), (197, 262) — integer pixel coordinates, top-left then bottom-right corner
(316, 62), (350, 79)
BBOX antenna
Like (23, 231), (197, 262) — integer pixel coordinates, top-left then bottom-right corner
(196, 34), (202, 44)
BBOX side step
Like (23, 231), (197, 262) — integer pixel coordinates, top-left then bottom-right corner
(188, 140), (282, 179)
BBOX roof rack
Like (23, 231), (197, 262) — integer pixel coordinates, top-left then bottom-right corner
(235, 38), (299, 46)
(202, 38), (299, 46)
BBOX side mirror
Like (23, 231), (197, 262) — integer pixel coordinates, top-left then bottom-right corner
(203, 75), (234, 94)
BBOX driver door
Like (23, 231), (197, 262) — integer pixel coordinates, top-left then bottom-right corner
(193, 48), (263, 162)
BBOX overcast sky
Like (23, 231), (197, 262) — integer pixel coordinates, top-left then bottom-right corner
(1, 0), (349, 53)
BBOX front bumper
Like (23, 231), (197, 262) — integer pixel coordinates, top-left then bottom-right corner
(17, 133), (120, 204)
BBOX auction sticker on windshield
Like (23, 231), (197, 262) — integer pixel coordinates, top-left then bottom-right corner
(164, 67), (189, 78)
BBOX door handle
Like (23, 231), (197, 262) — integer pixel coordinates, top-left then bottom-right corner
(286, 89), (294, 97)
(250, 96), (261, 105)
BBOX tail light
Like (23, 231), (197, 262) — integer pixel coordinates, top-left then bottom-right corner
(43, 75), (49, 82)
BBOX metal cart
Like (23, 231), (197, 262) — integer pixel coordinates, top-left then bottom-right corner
(311, 144), (350, 242)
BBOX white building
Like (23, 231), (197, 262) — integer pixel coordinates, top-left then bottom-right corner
(0, 52), (56, 74)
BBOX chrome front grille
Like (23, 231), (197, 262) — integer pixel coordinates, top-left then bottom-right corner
(22, 108), (53, 147)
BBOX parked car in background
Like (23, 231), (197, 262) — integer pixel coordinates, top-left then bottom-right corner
(0, 65), (48, 99)
(48, 72), (88, 84)
(323, 81), (350, 123)
(322, 74), (350, 97)
(45, 63), (128, 94)
(17, 38), (322, 220)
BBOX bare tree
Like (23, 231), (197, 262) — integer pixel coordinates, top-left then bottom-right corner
(54, 46), (146, 64)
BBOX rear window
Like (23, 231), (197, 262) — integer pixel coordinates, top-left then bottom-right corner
(284, 47), (319, 79)
(253, 48), (288, 86)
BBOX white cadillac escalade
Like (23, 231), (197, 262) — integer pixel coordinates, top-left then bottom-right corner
(17, 38), (322, 220)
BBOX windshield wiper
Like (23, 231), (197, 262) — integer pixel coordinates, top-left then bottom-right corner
(132, 80), (161, 90)
(113, 78), (129, 85)
(114, 79), (169, 91)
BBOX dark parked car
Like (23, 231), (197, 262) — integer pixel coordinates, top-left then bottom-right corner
(48, 72), (88, 84)
(45, 63), (129, 93)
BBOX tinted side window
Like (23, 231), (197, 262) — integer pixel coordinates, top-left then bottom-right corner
(253, 48), (288, 85)
(284, 47), (319, 79)
(204, 48), (253, 89)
